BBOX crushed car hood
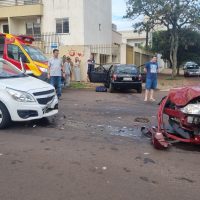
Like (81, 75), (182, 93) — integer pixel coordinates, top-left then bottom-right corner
(169, 86), (200, 106)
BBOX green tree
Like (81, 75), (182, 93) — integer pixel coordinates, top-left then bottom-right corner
(152, 29), (200, 75)
(125, 0), (200, 77)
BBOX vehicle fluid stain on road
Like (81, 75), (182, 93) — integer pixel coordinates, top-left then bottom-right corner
(104, 125), (150, 141)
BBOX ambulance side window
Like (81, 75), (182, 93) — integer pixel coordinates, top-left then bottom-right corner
(7, 44), (27, 62)
(0, 36), (5, 58)
(0, 45), (3, 58)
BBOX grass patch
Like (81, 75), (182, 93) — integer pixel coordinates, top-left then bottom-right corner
(70, 82), (90, 89)
(165, 76), (182, 80)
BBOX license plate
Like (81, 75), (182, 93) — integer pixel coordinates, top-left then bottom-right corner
(123, 77), (132, 81)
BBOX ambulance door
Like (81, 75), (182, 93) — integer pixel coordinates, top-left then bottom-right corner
(5, 43), (29, 71)
(0, 35), (5, 58)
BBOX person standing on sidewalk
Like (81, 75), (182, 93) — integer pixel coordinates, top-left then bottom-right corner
(144, 56), (159, 102)
(48, 49), (64, 99)
(64, 57), (72, 87)
(74, 57), (81, 82)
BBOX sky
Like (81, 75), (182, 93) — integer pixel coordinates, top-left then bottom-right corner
(112, 0), (133, 31)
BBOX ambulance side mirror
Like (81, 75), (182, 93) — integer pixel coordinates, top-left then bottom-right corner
(20, 57), (26, 73)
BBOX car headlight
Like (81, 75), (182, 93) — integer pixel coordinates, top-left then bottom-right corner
(38, 67), (48, 73)
(181, 104), (200, 115)
(7, 88), (35, 103)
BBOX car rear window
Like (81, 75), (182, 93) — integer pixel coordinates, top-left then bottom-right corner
(115, 65), (138, 74)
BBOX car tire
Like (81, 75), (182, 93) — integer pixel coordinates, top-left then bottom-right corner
(137, 85), (142, 93)
(0, 102), (11, 129)
(109, 83), (115, 93)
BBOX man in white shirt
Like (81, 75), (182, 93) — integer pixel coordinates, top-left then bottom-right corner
(48, 49), (64, 99)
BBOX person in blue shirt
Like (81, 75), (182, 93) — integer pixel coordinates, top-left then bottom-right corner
(87, 54), (95, 81)
(144, 56), (158, 102)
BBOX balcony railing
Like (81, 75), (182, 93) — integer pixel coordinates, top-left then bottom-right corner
(0, 0), (42, 7)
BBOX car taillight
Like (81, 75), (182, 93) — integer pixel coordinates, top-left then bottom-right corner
(112, 74), (117, 81)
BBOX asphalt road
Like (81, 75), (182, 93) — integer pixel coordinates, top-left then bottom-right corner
(0, 89), (200, 200)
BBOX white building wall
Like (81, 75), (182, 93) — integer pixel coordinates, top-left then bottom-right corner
(9, 18), (26, 35)
(42, 0), (85, 45)
(83, 0), (112, 45)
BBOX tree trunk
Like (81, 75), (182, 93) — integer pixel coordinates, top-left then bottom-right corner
(170, 31), (179, 78)
(145, 25), (149, 49)
(177, 66), (180, 76)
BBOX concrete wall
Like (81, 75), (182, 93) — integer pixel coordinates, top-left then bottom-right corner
(59, 45), (91, 81)
(43, 0), (112, 46)
(42, 0), (85, 45)
(0, 4), (43, 18)
(83, 0), (112, 45)
(9, 18), (27, 35)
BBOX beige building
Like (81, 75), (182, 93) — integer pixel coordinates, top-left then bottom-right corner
(120, 30), (147, 47)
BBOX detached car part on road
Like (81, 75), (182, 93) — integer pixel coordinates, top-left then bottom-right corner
(0, 59), (58, 129)
(89, 64), (142, 93)
(142, 86), (200, 149)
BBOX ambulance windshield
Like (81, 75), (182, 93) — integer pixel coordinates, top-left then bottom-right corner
(23, 45), (48, 63)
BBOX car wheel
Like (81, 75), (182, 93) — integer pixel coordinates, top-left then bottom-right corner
(137, 85), (142, 93)
(109, 83), (115, 93)
(0, 102), (11, 129)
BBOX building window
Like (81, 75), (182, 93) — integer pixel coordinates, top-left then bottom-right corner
(26, 22), (41, 36)
(24, 0), (40, 5)
(56, 18), (69, 34)
(2, 24), (9, 34)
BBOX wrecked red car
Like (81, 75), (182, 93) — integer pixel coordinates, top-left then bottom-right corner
(142, 86), (200, 149)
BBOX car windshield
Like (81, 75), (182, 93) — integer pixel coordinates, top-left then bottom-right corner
(115, 65), (138, 74)
(23, 45), (48, 62)
(186, 65), (199, 69)
(0, 60), (25, 78)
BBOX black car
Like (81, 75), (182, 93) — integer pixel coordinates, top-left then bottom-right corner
(89, 64), (142, 93)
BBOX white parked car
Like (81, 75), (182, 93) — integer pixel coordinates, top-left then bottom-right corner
(0, 59), (58, 129)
